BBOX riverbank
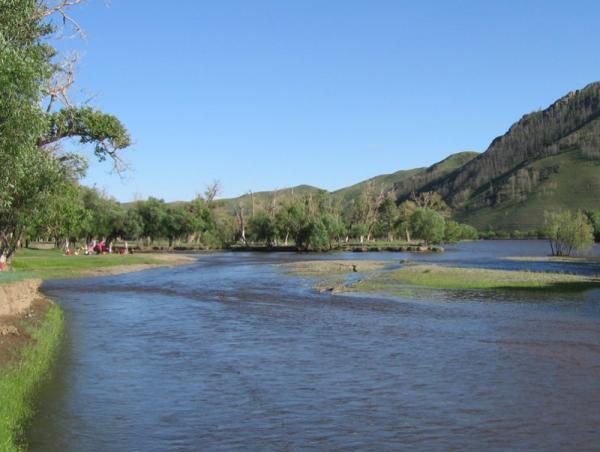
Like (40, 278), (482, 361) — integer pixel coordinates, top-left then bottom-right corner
(0, 250), (195, 450)
(0, 285), (63, 452)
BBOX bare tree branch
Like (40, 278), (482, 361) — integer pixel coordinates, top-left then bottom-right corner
(204, 180), (222, 202)
(40, 0), (86, 39)
(45, 51), (78, 112)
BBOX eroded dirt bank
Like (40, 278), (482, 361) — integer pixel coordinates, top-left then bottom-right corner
(0, 280), (49, 366)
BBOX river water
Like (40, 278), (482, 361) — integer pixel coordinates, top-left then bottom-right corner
(29, 241), (600, 450)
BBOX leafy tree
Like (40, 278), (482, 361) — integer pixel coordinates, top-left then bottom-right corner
(443, 220), (479, 242)
(248, 211), (276, 247)
(585, 209), (600, 242)
(376, 197), (399, 241)
(296, 217), (329, 251)
(443, 220), (462, 243)
(0, 1), (130, 261)
(122, 210), (144, 241)
(409, 208), (445, 245)
(544, 210), (593, 256)
(163, 206), (195, 247)
(394, 200), (417, 242)
(459, 223), (479, 240)
(275, 201), (304, 246)
(320, 212), (346, 248)
(135, 198), (168, 244)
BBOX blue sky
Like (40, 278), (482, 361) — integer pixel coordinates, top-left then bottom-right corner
(61, 0), (600, 201)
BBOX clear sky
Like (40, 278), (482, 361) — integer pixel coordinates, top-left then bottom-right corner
(61, 0), (600, 201)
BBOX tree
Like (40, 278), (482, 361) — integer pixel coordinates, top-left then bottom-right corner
(409, 208), (445, 245)
(394, 200), (417, 242)
(204, 180), (221, 203)
(248, 212), (276, 247)
(135, 198), (167, 244)
(0, 1), (131, 262)
(163, 206), (195, 247)
(544, 210), (593, 256)
(585, 209), (600, 242)
(410, 191), (449, 215)
(376, 196), (399, 241)
(443, 220), (479, 242)
(275, 201), (304, 246)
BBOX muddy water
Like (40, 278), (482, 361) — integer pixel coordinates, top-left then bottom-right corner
(30, 241), (600, 450)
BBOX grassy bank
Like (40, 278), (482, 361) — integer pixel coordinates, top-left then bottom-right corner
(0, 303), (64, 451)
(350, 264), (600, 293)
(1, 248), (192, 283)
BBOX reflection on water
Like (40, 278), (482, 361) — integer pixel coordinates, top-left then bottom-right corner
(29, 241), (600, 451)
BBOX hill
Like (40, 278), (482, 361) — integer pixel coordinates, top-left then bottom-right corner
(410, 82), (600, 231)
(217, 152), (477, 210)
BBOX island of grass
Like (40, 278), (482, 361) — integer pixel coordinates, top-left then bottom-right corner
(348, 264), (600, 294)
(505, 256), (600, 264)
(282, 260), (389, 276)
(282, 260), (390, 293)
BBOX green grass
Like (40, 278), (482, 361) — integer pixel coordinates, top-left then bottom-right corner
(5, 248), (166, 281)
(505, 256), (600, 263)
(0, 304), (64, 451)
(349, 264), (600, 293)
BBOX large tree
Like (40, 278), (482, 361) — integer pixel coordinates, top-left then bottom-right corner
(0, 0), (130, 261)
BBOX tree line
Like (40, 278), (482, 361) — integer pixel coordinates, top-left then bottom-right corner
(22, 182), (480, 252)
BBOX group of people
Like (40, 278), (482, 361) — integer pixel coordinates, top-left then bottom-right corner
(65, 239), (130, 256)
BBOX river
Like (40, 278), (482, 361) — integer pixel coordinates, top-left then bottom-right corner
(29, 240), (600, 450)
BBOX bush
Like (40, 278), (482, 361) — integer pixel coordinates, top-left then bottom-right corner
(544, 210), (594, 256)
(409, 208), (445, 245)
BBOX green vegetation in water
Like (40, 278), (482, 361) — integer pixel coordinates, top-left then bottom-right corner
(348, 264), (600, 293)
(282, 260), (390, 293)
(505, 256), (600, 263)
(0, 304), (64, 452)
(3, 248), (170, 282)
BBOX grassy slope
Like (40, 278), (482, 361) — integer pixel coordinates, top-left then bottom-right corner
(394, 151), (479, 199)
(330, 167), (424, 204)
(456, 150), (600, 231)
(214, 151), (478, 211)
(0, 304), (64, 451)
(217, 184), (322, 209)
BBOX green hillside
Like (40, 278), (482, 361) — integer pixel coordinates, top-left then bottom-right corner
(217, 185), (324, 215)
(393, 151), (479, 199)
(409, 82), (600, 232)
(330, 167), (424, 205)
(217, 152), (477, 210)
